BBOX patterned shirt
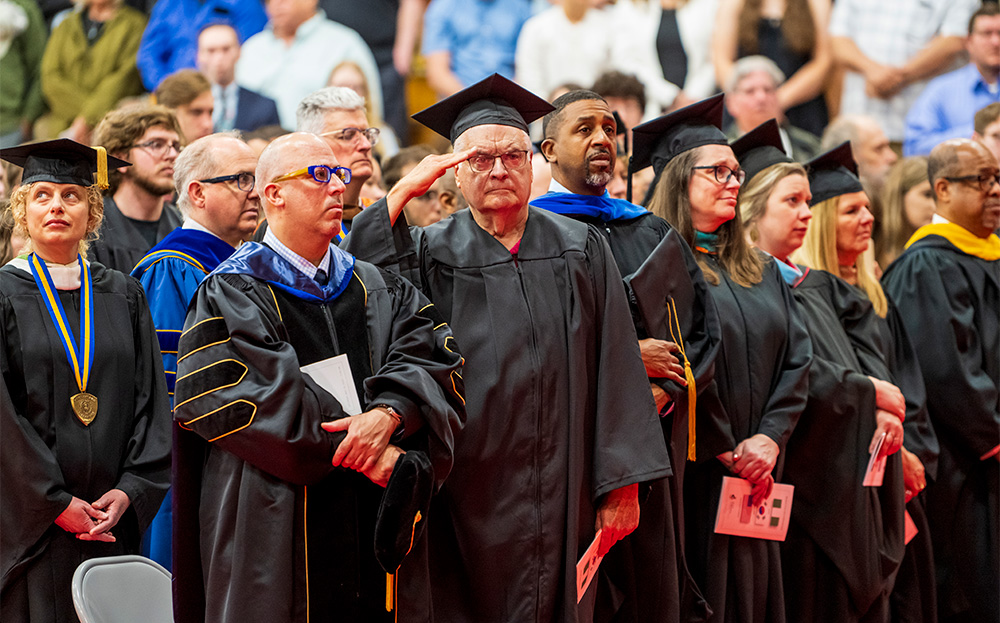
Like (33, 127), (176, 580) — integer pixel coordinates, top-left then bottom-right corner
(830, 0), (979, 141)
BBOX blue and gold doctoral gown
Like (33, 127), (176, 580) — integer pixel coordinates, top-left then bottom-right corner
(131, 227), (236, 570)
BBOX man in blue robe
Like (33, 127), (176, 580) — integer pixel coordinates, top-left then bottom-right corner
(131, 132), (260, 569)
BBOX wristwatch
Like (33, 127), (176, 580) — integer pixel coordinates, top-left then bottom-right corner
(373, 403), (402, 424)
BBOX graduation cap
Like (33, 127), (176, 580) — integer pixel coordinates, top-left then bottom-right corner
(374, 450), (435, 574)
(628, 94), (728, 202)
(731, 119), (793, 185)
(0, 138), (130, 190)
(412, 73), (554, 143)
(806, 142), (864, 206)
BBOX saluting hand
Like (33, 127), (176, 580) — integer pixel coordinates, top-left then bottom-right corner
(595, 482), (640, 557)
(386, 148), (478, 224)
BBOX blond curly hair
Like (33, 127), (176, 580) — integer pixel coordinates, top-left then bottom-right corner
(8, 182), (104, 257)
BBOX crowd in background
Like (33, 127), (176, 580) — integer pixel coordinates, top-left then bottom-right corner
(2, 0), (999, 245)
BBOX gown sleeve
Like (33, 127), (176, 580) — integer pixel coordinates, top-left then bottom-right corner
(362, 270), (466, 486)
(883, 250), (1000, 459)
(0, 324), (73, 590)
(341, 197), (423, 287)
(755, 268), (812, 449)
(885, 301), (939, 481)
(173, 274), (346, 486)
(586, 229), (674, 499)
(135, 257), (206, 399)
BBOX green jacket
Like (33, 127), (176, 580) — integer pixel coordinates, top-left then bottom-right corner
(0, 0), (47, 135)
(40, 6), (147, 130)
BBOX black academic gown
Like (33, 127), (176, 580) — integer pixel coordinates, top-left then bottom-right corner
(171, 244), (466, 623)
(874, 299), (940, 623)
(882, 234), (1000, 623)
(683, 255), (811, 623)
(783, 268), (907, 623)
(344, 202), (673, 623)
(531, 201), (721, 623)
(87, 196), (182, 274)
(0, 261), (171, 622)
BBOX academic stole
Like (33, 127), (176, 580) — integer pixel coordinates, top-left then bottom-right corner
(29, 253), (98, 425)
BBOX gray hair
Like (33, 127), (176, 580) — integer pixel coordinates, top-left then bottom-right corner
(820, 115), (880, 152)
(174, 131), (243, 216)
(296, 87), (366, 133)
(725, 55), (786, 94)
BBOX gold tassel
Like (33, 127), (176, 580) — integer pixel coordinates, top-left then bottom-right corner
(93, 145), (109, 190)
(666, 298), (697, 461)
(386, 572), (395, 613)
(386, 510), (423, 615)
(685, 360), (696, 461)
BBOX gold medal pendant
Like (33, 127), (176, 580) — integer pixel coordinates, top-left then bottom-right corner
(71, 392), (98, 426)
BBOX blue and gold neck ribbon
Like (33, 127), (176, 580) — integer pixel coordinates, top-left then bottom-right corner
(29, 253), (96, 423)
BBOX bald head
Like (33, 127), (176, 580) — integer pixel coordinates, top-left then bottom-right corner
(257, 132), (347, 258)
(256, 132), (333, 204)
(821, 115), (897, 186)
(929, 138), (1000, 238)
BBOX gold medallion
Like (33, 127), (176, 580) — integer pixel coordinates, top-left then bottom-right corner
(71, 392), (98, 426)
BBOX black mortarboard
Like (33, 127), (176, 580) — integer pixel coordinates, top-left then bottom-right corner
(630, 94), (728, 178)
(0, 138), (130, 190)
(412, 73), (554, 143)
(731, 119), (792, 184)
(806, 142), (864, 206)
(374, 450), (435, 573)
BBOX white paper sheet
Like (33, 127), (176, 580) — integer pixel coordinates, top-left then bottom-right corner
(300, 354), (362, 415)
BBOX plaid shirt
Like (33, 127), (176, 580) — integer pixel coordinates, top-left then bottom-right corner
(262, 228), (331, 282)
(830, 0), (979, 141)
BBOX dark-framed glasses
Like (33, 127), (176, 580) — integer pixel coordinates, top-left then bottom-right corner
(944, 172), (1000, 191)
(199, 172), (255, 192)
(133, 138), (183, 158)
(467, 150), (529, 173)
(320, 127), (380, 147)
(692, 164), (745, 185)
(271, 165), (352, 185)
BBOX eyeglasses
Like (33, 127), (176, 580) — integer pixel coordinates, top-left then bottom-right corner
(467, 150), (529, 173)
(692, 164), (746, 185)
(199, 172), (255, 192)
(271, 165), (352, 185)
(944, 172), (1000, 191)
(133, 139), (183, 158)
(320, 127), (380, 147)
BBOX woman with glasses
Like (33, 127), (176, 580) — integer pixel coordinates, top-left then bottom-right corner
(738, 130), (918, 622)
(634, 97), (811, 623)
(0, 139), (171, 622)
(793, 143), (939, 623)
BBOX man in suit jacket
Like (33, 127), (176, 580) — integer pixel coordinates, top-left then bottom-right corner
(197, 23), (282, 133)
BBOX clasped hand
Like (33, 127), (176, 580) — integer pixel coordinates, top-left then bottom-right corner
(718, 434), (780, 506)
(55, 489), (130, 541)
(321, 408), (402, 487)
